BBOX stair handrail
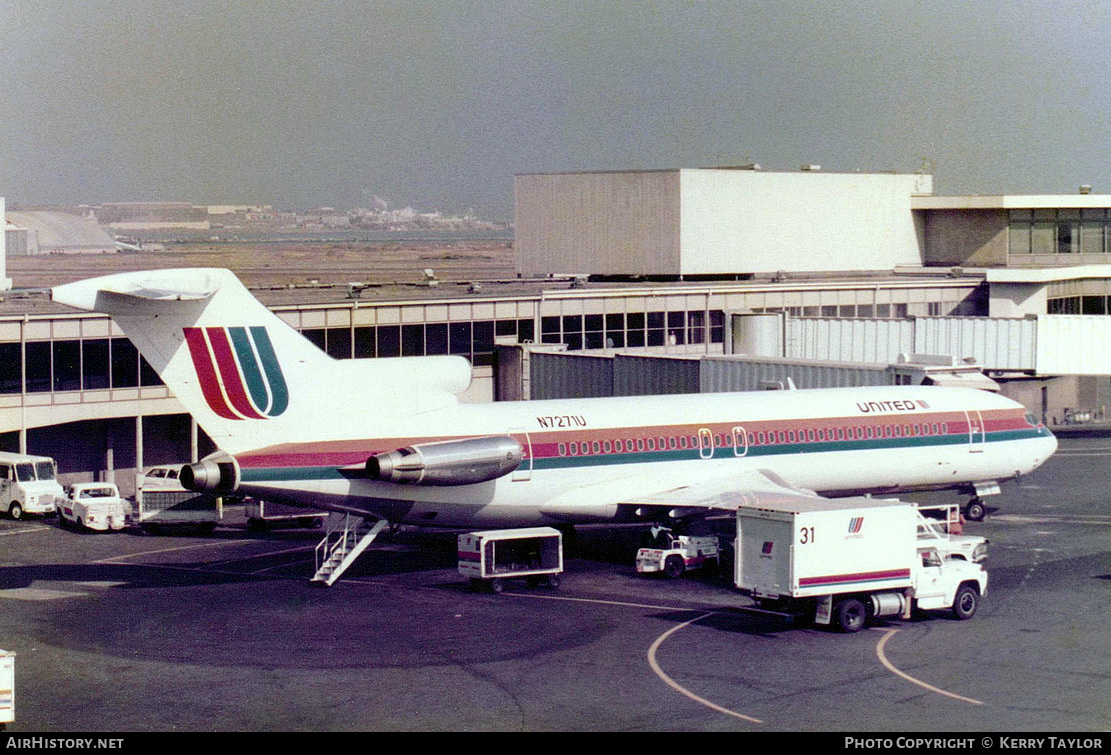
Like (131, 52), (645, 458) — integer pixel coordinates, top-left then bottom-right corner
(315, 513), (355, 574)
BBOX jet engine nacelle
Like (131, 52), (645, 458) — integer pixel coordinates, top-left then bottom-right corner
(180, 458), (240, 494)
(366, 436), (523, 486)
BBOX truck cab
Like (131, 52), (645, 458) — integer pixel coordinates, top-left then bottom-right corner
(910, 547), (987, 620)
(0, 452), (64, 520)
(58, 482), (129, 532)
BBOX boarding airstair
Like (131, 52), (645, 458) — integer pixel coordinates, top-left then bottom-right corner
(311, 515), (389, 586)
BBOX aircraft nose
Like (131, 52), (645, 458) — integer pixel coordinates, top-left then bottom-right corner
(1034, 428), (1058, 469)
(1045, 429), (1059, 459)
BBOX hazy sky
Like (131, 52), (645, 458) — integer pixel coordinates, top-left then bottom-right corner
(2, 0), (1109, 220)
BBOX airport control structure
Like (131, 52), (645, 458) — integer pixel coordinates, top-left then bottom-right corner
(5, 165), (1111, 493)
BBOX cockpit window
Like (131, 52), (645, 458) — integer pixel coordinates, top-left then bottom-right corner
(1024, 412), (1039, 427)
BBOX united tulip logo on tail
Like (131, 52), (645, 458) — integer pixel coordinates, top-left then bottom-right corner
(184, 327), (289, 420)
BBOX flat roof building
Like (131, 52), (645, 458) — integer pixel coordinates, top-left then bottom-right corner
(515, 168), (934, 277)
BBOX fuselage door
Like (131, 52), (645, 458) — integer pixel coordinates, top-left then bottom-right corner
(508, 428), (533, 481)
(965, 410), (985, 453)
(698, 428), (714, 459)
(732, 426), (749, 457)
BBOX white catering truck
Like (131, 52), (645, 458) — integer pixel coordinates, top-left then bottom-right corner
(0, 452), (64, 520)
(0, 649), (13, 731)
(734, 496), (988, 633)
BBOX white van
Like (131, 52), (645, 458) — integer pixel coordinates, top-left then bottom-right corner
(0, 452), (65, 520)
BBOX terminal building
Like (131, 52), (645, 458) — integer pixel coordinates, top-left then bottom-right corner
(4, 166), (1111, 494)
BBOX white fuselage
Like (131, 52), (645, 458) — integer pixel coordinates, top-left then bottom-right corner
(231, 385), (1057, 528)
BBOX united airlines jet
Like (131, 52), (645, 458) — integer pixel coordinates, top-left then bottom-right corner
(51, 269), (1057, 535)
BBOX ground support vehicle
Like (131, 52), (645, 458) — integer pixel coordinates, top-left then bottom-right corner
(0, 452), (64, 520)
(136, 465), (222, 533)
(459, 527), (563, 593)
(734, 496), (988, 633)
(246, 499), (328, 530)
(636, 526), (720, 578)
(58, 483), (129, 531)
(0, 650), (12, 731)
(916, 503), (988, 563)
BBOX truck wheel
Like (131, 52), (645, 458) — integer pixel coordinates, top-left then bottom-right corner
(664, 555), (684, 579)
(951, 584), (980, 620)
(546, 574), (561, 589)
(7, 502), (22, 520)
(965, 499), (985, 522)
(834, 597), (868, 633)
(490, 578), (504, 594)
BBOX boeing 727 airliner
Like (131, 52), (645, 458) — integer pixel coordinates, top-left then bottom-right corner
(51, 269), (1057, 537)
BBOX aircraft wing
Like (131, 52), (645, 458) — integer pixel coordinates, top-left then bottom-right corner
(538, 467), (826, 522)
(621, 468), (824, 515)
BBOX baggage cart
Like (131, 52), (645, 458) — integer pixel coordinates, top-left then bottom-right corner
(459, 527), (563, 593)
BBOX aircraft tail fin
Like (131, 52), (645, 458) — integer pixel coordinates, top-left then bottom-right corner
(51, 269), (471, 454)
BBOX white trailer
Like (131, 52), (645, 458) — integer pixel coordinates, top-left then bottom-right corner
(735, 496), (988, 632)
(458, 527), (563, 593)
(245, 499), (327, 530)
(135, 465), (222, 533)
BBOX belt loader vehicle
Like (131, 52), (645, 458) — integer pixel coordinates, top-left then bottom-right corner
(916, 503), (987, 564)
(636, 526), (720, 578)
(734, 496), (987, 633)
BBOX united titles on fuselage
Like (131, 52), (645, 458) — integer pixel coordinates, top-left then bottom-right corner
(855, 399), (925, 414)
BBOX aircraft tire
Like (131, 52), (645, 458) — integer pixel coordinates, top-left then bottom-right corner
(965, 499), (985, 522)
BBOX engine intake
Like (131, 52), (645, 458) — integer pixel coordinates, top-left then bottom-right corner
(366, 436), (523, 486)
(180, 458), (240, 494)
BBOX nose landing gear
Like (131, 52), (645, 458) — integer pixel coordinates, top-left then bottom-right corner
(964, 497), (985, 522)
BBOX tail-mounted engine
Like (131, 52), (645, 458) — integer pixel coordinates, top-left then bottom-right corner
(180, 457), (240, 494)
(366, 436), (523, 486)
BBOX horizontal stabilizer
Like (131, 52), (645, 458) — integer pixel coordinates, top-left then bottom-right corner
(52, 269), (223, 313)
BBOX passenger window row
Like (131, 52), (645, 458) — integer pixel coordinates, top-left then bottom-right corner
(552, 422), (955, 457)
